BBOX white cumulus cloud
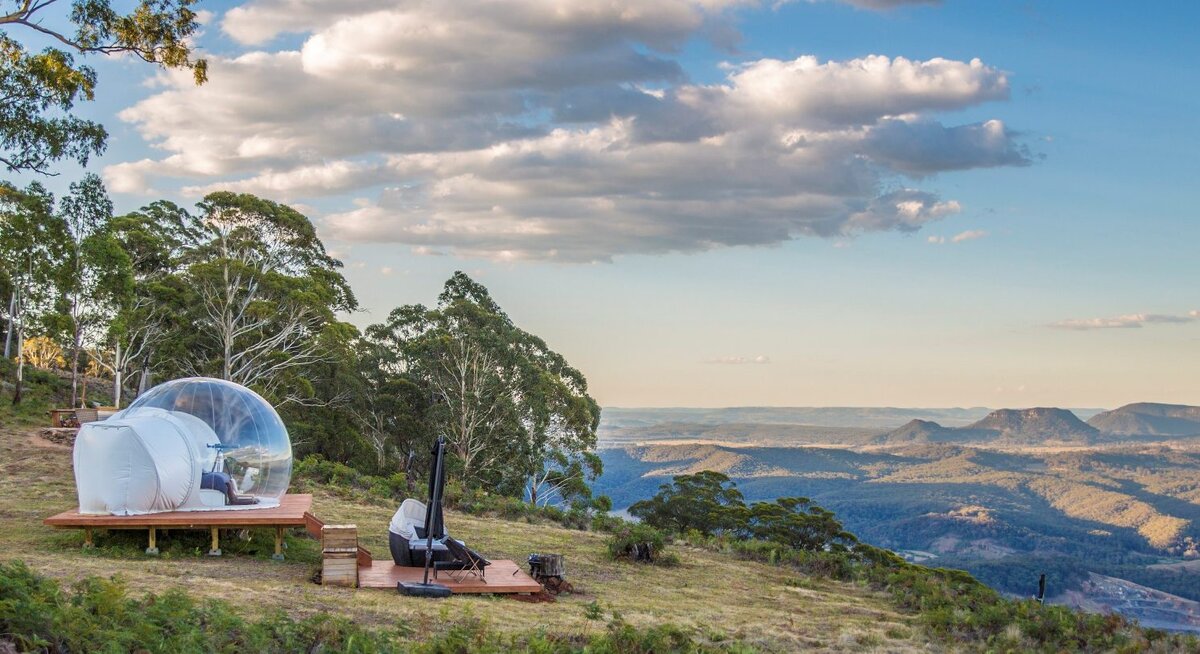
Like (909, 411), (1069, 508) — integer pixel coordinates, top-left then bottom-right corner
(107, 0), (1031, 262)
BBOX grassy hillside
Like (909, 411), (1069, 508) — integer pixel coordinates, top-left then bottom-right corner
(0, 422), (924, 652)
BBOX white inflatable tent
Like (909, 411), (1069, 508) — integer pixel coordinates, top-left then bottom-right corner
(72, 378), (292, 516)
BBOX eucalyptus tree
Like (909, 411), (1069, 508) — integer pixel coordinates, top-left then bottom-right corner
(97, 200), (201, 403)
(368, 272), (601, 497)
(51, 173), (131, 407)
(0, 181), (66, 404)
(341, 336), (429, 477)
(628, 471), (749, 536)
(181, 192), (357, 403)
(0, 0), (206, 174)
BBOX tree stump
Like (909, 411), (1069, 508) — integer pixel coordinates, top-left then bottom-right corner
(528, 553), (573, 594)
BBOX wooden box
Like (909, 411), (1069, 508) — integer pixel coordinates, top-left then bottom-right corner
(322, 524), (357, 551)
(50, 409), (77, 428)
(322, 551), (357, 587)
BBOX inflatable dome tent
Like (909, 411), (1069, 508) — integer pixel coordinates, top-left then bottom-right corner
(73, 378), (292, 515)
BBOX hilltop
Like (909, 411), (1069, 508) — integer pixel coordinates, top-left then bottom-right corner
(871, 419), (991, 445)
(1088, 403), (1200, 437)
(967, 407), (1100, 443)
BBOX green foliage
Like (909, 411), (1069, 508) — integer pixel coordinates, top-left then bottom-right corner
(629, 472), (857, 556)
(0, 1), (206, 175)
(48, 173), (132, 408)
(745, 496), (857, 552)
(607, 523), (677, 566)
(293, 455), (410, 504)
(0, 561), (750, 653)
(628, 471), (745, 535)
(0, 560), (401, 653)
(367, 271), (601, 497)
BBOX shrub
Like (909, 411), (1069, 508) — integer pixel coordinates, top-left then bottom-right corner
(0, 561), (751, 653)
(607, 523), (673, 565)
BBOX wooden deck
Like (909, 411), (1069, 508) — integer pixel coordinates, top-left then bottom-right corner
(357, 559), (543, 594)
(44, 494), (314, 558)
(44, 494), (313, 528)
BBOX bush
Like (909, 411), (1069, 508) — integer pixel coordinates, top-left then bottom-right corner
(607, 523), (675, 565)
(0, 560), (403, 653)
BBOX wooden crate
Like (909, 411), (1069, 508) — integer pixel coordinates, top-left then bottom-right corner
(322, 524), (357, 551)
(322, 551), (358, 587)
(50, 409), (77, 428)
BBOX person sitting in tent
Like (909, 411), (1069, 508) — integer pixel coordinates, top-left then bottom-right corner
(200, 443), (258, 506)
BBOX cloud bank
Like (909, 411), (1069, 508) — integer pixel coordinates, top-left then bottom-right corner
(705, 355), (772, 364)
(108, 0), (1030, 261)
(1050, 311), (1200, 331)
(928, 229), (988, 245)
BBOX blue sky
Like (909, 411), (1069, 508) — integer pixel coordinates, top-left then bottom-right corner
(18, 0), (1200, 408)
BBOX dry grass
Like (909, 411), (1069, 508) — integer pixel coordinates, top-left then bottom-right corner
(0, 422), (930, 652)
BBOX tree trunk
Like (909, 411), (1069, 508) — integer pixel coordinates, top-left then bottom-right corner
(70, 326), (81, 407)
(3, 291), (14, 359)
(112, 342), (122, 407)
(12, 322), (24, 405)
(137, 353), (152, 396)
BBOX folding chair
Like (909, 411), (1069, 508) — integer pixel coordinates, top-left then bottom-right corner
(434, 536), (491, 583)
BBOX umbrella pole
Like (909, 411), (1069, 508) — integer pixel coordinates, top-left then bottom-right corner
(400, 436), (451, 598)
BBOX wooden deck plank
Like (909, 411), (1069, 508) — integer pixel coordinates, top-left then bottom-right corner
(43, 494), (313, 528)
(357, 559), (543, 594)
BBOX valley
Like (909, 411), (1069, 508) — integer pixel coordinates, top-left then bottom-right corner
(594, 403), (1200, 632)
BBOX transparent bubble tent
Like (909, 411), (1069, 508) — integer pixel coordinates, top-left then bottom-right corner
(73, 378), (292, 515)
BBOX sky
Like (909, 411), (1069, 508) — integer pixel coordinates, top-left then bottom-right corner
(17, 0), (1200, 408)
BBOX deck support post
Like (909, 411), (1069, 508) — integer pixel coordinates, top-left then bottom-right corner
(83, 527), (93, 549)
(145, 527), (159, 555)
(273, 526), (285, 561)
(208, 526), (221, 556)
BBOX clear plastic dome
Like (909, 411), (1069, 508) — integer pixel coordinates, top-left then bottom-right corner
(120, 377), (292, 507)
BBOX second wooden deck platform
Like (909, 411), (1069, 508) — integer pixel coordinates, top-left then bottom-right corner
(357, 559), (543, 594)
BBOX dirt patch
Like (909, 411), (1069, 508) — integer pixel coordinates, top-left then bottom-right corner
(29, 433), (72, 451)
(507, 590), (557, 603)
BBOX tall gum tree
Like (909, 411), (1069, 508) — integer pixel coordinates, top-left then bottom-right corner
(0, 181), (66, 404)
(181, 192), (357, 403)
(98, 200), (201, 404)
(368, 272), (601, 498)
(51, 173), (131, 407)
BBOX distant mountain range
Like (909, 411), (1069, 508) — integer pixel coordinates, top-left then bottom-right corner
(875, 404), (1200, 446)
(599, 404), (1198, 448)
